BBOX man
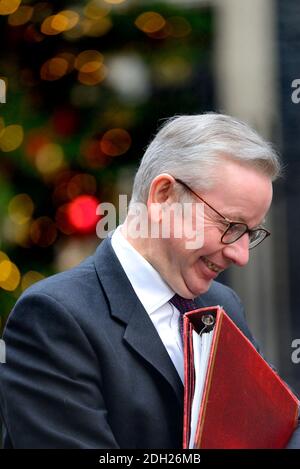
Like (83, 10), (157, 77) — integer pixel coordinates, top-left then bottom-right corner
(0, 113), (299, 448)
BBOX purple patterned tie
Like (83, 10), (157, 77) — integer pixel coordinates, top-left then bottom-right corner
(169, 294), (198, 338)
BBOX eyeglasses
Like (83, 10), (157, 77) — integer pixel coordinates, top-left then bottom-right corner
(174, 178), (270, 249)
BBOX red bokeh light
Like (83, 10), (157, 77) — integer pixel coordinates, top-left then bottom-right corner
(67, 195), (100, 234)
(25, 130), (51, 162)
(52, 107), (79, 137)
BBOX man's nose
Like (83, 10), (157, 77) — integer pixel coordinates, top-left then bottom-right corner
(222, 234), (250, 266)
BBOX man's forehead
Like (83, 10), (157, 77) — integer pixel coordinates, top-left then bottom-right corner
(207, 162), (273, 219)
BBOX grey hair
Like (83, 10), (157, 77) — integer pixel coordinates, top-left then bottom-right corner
(130, 113), (281, 206)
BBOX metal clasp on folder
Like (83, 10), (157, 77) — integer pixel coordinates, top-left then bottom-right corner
(200, 314), (215, 335)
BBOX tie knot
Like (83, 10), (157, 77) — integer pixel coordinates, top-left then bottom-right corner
(169, 294), (198, 316)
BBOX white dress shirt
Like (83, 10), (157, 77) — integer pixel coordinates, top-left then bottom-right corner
(111, 226), (184, 382)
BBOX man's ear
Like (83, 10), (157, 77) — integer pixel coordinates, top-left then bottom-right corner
(147, 174), (177, 223)
(147, 174), (176, 205)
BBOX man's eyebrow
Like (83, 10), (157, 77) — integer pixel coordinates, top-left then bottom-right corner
(222, 212), (266, 227)
(222, 211), (248, 224)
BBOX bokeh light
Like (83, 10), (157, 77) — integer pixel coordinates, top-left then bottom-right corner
(41, 10), (80, 35)
(5, 220), (31, 248)
(74, 50), (107, 85)
(21, 271), (45, 292)
(78, 65), (107, 85)
(100, 128), (131, 156)
(2, 213), (32, 247)
(8, 5), (33, 26)
(75, 50), (104, 72)
(0, 0), (21, 16)
(106, 53), (151, 103)
(25, 131), (51, 162)
(35, 143), (65, 175)
(40, 57), (70, 81)
(135, 12), (166, 34)
(62, 21), (84, 41)
(67, 195), (100, 234)
(0, 124), (24, 152)
(104, 0), (127, 4)
(0, 260), (21, 292)
(82, 16), (113, 37)
(52, 10), (79, 31)
(8, 194), (34, 225)
(30, 217), (57, 247)
(84, 0), (111, 20)
(56, 52), (75, 72)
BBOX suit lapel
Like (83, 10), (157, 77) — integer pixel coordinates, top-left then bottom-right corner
(94, 237), (183, 404)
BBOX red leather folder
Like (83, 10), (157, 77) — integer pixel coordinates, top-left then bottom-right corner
(183, 305), (300, 449)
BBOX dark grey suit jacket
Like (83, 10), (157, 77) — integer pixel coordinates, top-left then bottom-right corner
(0, 237), (299, 448)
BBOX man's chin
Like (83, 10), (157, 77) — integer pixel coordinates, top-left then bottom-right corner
(185, 277), (213, 298)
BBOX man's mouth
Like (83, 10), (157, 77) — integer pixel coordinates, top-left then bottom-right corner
(201, 256), (224, 274)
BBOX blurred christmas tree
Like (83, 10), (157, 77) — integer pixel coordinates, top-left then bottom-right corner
(0, 0), (214, 331)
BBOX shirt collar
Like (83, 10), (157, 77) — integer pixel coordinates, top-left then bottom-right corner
(111, 226), (174, 315)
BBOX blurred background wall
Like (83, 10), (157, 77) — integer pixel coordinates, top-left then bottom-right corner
(0, 0), (299, 394)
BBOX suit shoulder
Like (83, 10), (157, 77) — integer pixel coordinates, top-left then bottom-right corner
(22, 255), (95, 297)
(16, 254), (105, 321)
(5, 251), (109, 337)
